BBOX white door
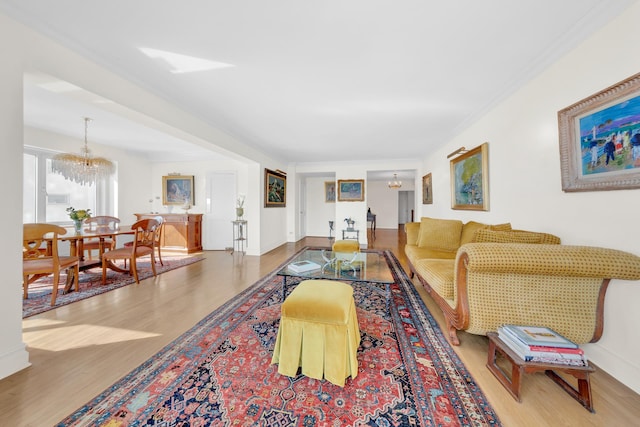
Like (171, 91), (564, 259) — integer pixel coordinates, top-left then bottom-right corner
(204, 172), (236, 250)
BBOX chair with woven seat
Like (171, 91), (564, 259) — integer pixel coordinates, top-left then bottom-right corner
(23, 223), (80, 306)
(83, 216), (121, 260)
(101, 218), (159, 285)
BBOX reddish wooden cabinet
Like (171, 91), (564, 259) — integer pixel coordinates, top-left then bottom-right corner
(135, 213), (202, 253)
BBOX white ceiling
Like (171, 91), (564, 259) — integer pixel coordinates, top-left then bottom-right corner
(1, 0), (634, 170)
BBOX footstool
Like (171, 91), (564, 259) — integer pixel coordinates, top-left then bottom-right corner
(271, 279), (360, 387)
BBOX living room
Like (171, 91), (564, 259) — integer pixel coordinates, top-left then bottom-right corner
(3, 1), (640, 425)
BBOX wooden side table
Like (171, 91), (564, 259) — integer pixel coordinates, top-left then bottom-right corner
(486, 332), (596, 413)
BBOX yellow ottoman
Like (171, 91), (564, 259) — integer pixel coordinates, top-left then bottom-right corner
(271, 280), (360, 387)
(332, 239), (360, 253)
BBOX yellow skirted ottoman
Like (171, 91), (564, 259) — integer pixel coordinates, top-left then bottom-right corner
(271, 279), (360, 387)
(332, 239), (360, 253)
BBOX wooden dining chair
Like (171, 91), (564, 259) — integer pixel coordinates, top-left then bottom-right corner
(123, 215), (164, 267)
(101, 218), (159, 285)
(23, 223), (80, 306)
(83, 216), (121, 260)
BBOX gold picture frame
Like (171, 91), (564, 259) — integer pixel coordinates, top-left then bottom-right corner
(337, 179), (365, 202)
(450, 143), (489, 211)
(265, 168), (286, 207)
(324, 181), (336, 203)
(422, 173), (433, 204)
(162, 175), (194, 205)
(558, 72), (640, 192)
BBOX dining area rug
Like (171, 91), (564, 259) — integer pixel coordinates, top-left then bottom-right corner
(56, 249), (501, 426)
(23, 255), (203, 318)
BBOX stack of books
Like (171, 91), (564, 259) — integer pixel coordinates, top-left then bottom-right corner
(497, 324), (588, 367)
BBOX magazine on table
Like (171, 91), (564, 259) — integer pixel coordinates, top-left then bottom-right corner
(287, 260), (321, 273)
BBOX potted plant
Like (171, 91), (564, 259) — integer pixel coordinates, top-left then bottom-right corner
(236, 195), (245, 219)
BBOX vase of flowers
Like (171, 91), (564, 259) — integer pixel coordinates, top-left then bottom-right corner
(67, 207), (91, 232)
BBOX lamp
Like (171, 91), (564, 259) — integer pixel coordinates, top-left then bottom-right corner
(388, 173), (402, 189)
(51, 117), (115, 186)
(447, 147), (468, 159)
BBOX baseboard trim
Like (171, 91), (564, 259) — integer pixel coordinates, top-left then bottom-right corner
(0, 343), (30, 381)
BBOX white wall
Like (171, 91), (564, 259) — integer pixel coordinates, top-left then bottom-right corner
(149, 159), (260, 254)
(0, 15), (29, 379)
(304, 176), (336, 237)
(293, 160), (421, 245)
(419, 3), (640, 393)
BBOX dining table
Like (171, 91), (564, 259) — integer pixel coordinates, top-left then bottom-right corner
(54, 225), (136, 293)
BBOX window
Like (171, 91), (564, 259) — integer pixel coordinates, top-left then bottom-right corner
(23, 147), (116, 224)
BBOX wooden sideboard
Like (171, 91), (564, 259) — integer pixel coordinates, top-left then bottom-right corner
(135, 213), (202, 253)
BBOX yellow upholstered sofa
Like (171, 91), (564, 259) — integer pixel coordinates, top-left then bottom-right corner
(405, 217), (640, 345)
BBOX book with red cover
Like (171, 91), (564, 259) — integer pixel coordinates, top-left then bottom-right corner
(528, 344), (584, 355)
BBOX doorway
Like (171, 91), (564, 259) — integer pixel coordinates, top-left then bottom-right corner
(204, 172), (236, 250)
(398, 191), (415, 225)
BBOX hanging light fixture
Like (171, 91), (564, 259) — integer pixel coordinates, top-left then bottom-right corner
(388, 173), (402, 189)
(51, 117), (115, 186)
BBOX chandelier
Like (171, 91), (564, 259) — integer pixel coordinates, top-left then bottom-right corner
(51, 117), (115, 186)
(388, 173), (402, 189)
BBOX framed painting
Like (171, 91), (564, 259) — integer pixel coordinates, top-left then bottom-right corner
(162, 175), (194, 205)
(450, 143), (489, 211)
(558, 72), (640, 192)
(325, 181), (336, 203)
(265, 168), (286, 207)
(422, 173), (433, 204)
(337, 179), (365, 202)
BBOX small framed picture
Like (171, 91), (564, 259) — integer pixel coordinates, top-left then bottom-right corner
(325, 181), (336, 203)
(265, 168), (286, 207)
(162, 175), (194, 205)
(422, 173), (433, 204)
(337, 179), (365, 202)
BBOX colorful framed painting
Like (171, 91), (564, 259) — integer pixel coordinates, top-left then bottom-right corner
(450, 143), (489, 211)
(558, 72), (640, 192)
(325, 181), (336, 203)
(337, 179), (365, 202)
(162, 175), (194, 205)
(422, 173), (433, 204)
(265, 168), (286, 207)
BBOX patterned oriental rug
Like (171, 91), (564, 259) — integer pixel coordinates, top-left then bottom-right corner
(23, 255), (203, 318)
(57, 250), (501, 426)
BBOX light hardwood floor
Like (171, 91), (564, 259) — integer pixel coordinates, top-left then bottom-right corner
(1, 229), (639, 426)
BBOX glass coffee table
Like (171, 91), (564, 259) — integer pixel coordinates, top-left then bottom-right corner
(276, 248), (394, 307)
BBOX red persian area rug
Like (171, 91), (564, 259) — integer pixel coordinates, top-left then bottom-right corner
(23, 255), (203, 318)
(56, 250), (501, 426)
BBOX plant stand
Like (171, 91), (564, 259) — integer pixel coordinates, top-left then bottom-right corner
(232, 220), (247, 255)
